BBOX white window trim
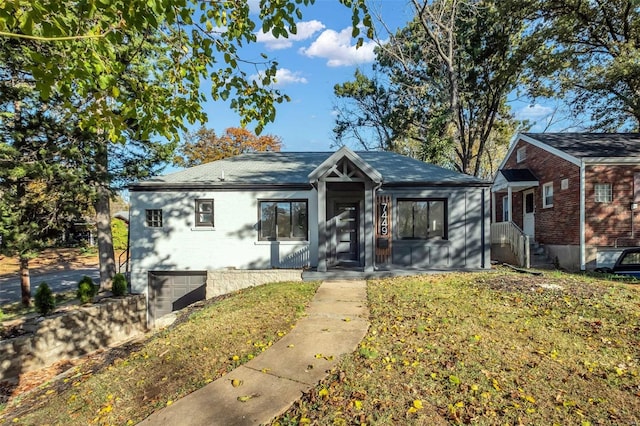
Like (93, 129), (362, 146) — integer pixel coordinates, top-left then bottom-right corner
(594, 183), (612, 203)
(542, 182), (554, 208)
(516, 147), (526, 163)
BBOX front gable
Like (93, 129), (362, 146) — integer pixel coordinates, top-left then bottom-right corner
(496, 133), (582, 180)
(308, 146), (383, 184)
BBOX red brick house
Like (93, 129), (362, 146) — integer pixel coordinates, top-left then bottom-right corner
(492, 133), (640, 270)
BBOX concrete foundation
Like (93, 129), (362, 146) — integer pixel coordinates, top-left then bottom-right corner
(206, 269), (302, 299)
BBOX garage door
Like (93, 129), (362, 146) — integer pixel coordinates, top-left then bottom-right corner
(148, 271), (207, 325)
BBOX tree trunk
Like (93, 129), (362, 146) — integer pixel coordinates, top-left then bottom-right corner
(96, 187), (116, 290)
(20, 256), (31, 307)
(95, 143), (116, 291)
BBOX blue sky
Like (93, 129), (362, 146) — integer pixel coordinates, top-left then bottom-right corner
(198, 0), (558, 153)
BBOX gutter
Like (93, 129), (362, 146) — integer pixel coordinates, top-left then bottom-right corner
(128, 182), (313, 192)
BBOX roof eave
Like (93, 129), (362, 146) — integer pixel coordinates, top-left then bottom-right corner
(382, 180), (491, 188)
(583, 157), (640, 165)
(128, 182), (314, 192)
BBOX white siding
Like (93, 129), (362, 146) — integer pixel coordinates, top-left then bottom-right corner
(129, 189), (318, 294)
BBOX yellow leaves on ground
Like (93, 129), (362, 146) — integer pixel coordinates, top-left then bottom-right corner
(270, 273), (640, 425)
(231, 378), (243, 387)
(407, 399), (423, 414)
(237, 393), (260, 402)
(315, 353), (334, 361)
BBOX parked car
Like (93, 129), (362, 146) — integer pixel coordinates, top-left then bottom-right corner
(595, 248), (640, 278)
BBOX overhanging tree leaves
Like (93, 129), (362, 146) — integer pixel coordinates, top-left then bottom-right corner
(0, 0), (372, 287)
(535, 0), (640, 131)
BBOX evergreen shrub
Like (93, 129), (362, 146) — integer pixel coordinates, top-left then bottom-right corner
(35, 282), (56, 315)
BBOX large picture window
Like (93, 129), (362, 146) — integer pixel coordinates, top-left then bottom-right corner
(195, 199), (214, 227)
(259, 200), (308, 241)
(397, 199), (447, 239)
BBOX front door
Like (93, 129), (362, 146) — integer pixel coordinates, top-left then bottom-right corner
(523, 189), (535, 238)
(335, 202), (359, 264)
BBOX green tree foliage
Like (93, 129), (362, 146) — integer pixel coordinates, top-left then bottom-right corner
(111, 218), (128, 252)
(0, 0), (372, 289)
(0, 37), (94, 305)
(333, 69), (455, 165)
(174, 126), (282, 167)
(534, 0), (640, 130)
(335, 0), (538, 178)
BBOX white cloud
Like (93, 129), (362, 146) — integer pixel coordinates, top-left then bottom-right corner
(256, 20), (326, 50)
(515, 104), (554, 122)
(250, 68), (308, 87)
(299, 27), (377, 67)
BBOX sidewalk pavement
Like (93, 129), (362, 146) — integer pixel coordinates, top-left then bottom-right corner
(138, 280), (369, 426)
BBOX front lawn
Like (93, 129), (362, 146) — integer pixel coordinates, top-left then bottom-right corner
(273, 271), (640, 425)
(3, 271), (638, 425)
(0, 281), (320, 425)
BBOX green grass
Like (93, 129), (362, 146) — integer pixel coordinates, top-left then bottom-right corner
(0, 291), (76, 322)
(272, 271), (640, 425)
(0, 281), (320, 425)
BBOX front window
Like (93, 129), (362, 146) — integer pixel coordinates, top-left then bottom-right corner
(397, 199), (447, 239)
(259, 200), (308, 241)
(145, 209), (163, 227)
(525, 192), (534, 214)
(594, 183), (612, 203)
(543, 182), (553, 208)
(517, 146), (527, 163)
(195, 199), (214, 227)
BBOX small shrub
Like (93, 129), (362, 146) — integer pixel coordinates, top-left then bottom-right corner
(77, 275), (98, 304)
(112, 273), (128, 296)
(0, 308), (4, 322)
(34, 282), (56, 315)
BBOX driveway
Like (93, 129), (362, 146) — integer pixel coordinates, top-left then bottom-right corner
(0, 268), (100, 305)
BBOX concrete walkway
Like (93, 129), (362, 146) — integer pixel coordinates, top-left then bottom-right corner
(138, 280), (369, 426)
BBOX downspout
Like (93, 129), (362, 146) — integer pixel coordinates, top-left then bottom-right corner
(580, 161), (586, 270)
(481, 187), (487, 268)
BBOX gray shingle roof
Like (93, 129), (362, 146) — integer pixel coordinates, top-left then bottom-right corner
(523, 133), (640, 158)
(131, 151), (488, 189)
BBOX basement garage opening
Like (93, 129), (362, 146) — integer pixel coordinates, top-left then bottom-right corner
(148, 271), (206, 325)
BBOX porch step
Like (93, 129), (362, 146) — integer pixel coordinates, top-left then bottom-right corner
(530, 242), (545, 256)
(529, 243), (557, 270)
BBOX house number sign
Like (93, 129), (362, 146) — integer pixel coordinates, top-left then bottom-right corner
(378, 202), (389, 236)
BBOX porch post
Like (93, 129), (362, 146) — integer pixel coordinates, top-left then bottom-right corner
(507, 186), (513, 222)
(491, 190), (496, 223)
(364, 182), (374, 272)
(317, 179), (327, 272)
